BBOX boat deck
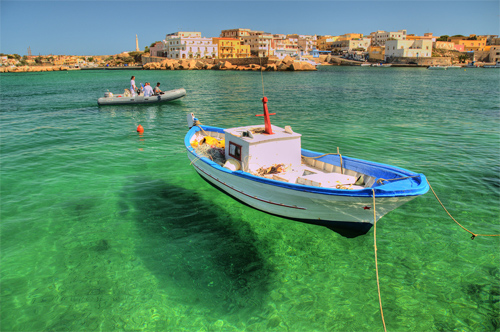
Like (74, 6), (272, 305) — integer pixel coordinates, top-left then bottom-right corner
(192, 130), (374, 190)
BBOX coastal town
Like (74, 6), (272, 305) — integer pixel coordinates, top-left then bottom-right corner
(1, 28), (499, 73)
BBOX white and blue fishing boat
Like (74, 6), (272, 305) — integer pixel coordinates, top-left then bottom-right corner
(185, 97), (429, 232)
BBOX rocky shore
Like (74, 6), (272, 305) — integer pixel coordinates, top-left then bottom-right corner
(0, 65), (74, 73)
(142, 57), (317, 71)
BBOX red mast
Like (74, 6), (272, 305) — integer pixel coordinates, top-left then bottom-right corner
(255, 97), (276, 135)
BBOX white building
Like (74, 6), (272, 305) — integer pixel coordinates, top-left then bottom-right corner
(371, 30), (407, 46)
(330, 38), (371, 53)
(158, 32), (217, 59)
(297, 35), (317, 55)
(384, 39), (432, 60)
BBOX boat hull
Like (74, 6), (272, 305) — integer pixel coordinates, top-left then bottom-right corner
(98, 88), (186, 105)
(185, 126), (428, 230)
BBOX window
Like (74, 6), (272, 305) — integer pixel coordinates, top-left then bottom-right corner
(228, 142), (242, 161)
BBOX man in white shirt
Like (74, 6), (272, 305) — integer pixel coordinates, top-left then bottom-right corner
(143, 82), (154, 97)
(130, 76), (136, 96)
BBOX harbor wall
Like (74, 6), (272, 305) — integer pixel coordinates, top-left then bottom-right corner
(385, 56), (452, 66)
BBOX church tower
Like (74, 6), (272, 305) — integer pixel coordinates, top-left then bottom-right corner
(135, 35), (139, 52)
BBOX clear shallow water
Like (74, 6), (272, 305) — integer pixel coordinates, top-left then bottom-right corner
(1, 67), (499, 331)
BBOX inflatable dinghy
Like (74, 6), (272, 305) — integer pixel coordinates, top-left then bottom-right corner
(98, 88), (186, 105)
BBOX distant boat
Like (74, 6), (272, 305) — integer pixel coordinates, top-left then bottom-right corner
(294, 55), (320, 67)
(371, 63), (392, 67)
(97, 88), (186, 105)
(427, 65), (447, 70)
(185, 97), (429, 232)
(465, 61), (479, 68)
(447, 65), (462, 69)
(483, 61), (500, 68)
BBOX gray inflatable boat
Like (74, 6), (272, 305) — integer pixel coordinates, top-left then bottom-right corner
(98, 88), (186, 105)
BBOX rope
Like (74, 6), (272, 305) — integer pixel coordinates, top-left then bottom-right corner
(259, 57), (265, 97)
(372, 189), (387, 332)
(426, 179), (500, 239)
(376, 175), (419, 185)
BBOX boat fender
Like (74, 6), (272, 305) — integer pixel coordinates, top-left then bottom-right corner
(223, 159), (241, 171)
(202, 136), (225, 148)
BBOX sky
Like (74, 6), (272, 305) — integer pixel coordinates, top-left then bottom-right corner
(1, 0), (499, 56)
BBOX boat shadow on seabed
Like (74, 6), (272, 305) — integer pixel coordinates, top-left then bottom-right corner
(202, 179), (373, 238)
(119, 176), (273, 317)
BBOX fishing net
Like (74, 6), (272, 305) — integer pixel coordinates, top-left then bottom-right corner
(194, 144), (226, 166)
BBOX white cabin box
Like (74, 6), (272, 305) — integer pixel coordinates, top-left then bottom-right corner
(224, 124), (302, 172)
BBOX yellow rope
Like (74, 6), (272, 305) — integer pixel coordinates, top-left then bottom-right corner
(372, 189), (387, 332)
(426, 179), (500, 239)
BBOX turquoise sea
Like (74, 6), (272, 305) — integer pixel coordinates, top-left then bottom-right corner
(1, 66), (499, 332)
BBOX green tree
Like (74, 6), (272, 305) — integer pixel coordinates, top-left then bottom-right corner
(128, 51), (144, 63)
(437, 35), (449, 41)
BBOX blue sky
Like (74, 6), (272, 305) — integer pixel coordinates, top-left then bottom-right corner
(1, 0), (499, 56)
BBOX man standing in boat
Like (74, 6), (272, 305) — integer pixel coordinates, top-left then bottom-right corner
(130, 76), (137, 96)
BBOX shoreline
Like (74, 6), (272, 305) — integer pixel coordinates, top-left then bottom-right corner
(1, 61), (495, 73)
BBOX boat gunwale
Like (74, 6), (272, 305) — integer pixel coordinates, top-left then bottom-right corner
(185, 125), (429, 198)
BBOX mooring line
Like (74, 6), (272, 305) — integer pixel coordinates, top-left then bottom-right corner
(426, 179), (500, 239)
(372, 189), (387, 332)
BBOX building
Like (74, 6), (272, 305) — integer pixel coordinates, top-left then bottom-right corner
(447, 35), (488, 52)
(338, 33), (364, 41)
(434, 41), (465, 52)
(406, 33), (436, 42)
(490, 45), (500, 62)
(371, 30), (407, 46)
(162, 32), (217, 59)
(212, 38), (250, 59)
(367, 46), (385, 61)
(149, 41), (164, 57)
(220, 28), (252, 39)
(316, 35), (337, 51)
(297, 35), (317, 55)
(242, 31), (273, 57)
(330, 38), (371, 53)
(384, 39), (432, 60)
(271, 34), (298, 57)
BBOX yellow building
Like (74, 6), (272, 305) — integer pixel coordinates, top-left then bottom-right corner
(213, 38), (250, 59)
(316, 35), (339, 51)
(338, 33), (363, 41)
(406, 33), (435, 41)
(448, 35), (488, 51)
(367, 46), (385, 61)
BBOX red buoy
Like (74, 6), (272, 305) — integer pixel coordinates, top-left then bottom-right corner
(137, 124), (144, 133)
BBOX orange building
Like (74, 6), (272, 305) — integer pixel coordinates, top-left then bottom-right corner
(448, 35), (488, 51)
